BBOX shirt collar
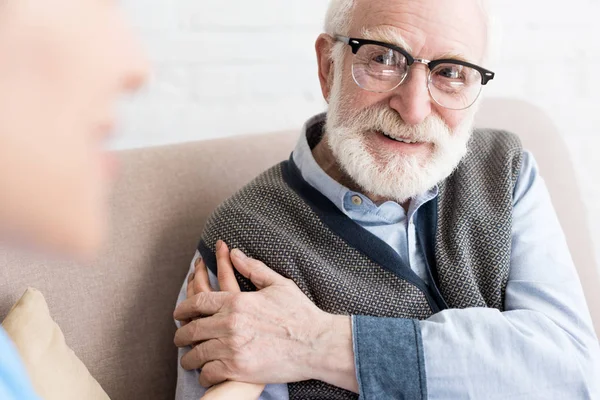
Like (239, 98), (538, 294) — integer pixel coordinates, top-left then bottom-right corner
(292, 113), (438, 220)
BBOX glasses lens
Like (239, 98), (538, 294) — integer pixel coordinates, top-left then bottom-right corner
(351, 44), (408, 93)
(429, 63), (483, 110)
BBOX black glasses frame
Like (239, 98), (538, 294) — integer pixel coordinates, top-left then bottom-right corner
(335, 36), (495, 85)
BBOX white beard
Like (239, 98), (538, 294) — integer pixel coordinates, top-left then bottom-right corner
(324, 64), (476, 204)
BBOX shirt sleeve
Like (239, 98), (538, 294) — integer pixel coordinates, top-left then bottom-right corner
(353, 151), (600, 399)
(174, 251), (290, 400)
(0, 329), (42, 400)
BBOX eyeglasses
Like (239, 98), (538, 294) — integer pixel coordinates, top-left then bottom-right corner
(335, 35), (495, 110)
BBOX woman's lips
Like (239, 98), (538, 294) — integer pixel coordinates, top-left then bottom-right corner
(95, 121), (118, 179)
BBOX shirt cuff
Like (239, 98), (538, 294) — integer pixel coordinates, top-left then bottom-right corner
(352, 315), (427, 399)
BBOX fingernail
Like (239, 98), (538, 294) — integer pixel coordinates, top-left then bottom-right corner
(216, 240), (223, 251)
(231, 248), (247, 260)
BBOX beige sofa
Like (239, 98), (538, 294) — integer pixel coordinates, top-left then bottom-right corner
(1, 98), (598, 400)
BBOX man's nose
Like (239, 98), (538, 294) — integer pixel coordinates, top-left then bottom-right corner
(388, 67), (432, 126)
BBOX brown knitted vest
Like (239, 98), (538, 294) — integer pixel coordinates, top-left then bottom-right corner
(198, 128), (522, 399)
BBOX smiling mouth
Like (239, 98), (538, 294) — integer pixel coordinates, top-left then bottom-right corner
(379, 131), (420, 144)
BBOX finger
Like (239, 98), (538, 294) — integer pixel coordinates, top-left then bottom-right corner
(216, 241), (241, 292)
(194, 254), (203, 270)
(180, 338), (226, 370)
(174, 317), (230, 347)
(186, 260), (198, 299)
(174, 292), (230, 321)
(199, 360), (230, 388)
(185, 268), (196, 316)
(193, 258), (213, 294)
(230, 249), (286, 290)
(186, 278), (196, 299)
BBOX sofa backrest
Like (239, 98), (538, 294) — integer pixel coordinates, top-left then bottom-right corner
(0, 132), (298, 399)
(0, 98), (597, 400)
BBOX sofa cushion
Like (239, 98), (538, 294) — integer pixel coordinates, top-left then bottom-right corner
(2, 288), (110, 400)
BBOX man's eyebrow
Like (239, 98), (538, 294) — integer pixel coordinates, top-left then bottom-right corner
(360, 26), (412, 53)
(358, 27), (478, 65)
(435, 52), (476, 64)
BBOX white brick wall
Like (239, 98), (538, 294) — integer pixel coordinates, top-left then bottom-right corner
(115, 0), (600, 267)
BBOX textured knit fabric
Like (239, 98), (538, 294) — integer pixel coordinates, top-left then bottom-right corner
(436, 129), (523, 310)
(198, 129), (522, 399)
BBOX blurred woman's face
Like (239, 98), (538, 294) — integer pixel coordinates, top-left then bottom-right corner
(0, 0), (148, 257)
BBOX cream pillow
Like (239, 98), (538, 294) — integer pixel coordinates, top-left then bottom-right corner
(1, 288), (110, 400)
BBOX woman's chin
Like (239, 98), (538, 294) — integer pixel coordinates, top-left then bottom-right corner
(34, 208), (108, 262)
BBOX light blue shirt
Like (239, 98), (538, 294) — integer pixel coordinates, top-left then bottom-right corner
(0, 328), (41, 400)
(176, 115), (600, 399)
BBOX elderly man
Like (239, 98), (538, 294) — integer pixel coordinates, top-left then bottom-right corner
(173, 0), (600, 398)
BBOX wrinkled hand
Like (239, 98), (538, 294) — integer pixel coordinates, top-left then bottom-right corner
(174, 242), (354, 391)
(184, 241), (265, 400)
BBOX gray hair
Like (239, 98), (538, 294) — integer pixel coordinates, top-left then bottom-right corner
(324, 0), (500, 66)
(324, 0), (356, 38)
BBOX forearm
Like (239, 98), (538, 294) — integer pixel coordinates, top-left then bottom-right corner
(308, 314), (358, 394)
(201, 381), (265, 400)
(350, 305), (599, 400)
(420, 306), (600, 399)
(350, 263), (600, 398)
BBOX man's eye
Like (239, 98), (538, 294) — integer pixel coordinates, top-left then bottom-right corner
(372, 50), (397, 66)
(437, 67), (463, 80)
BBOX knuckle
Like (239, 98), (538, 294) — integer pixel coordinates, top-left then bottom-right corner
(216, 250), (226, 261)
(199, 368), (216, 387)
(229, 354), (251, 377)
(224, 312), (243, 334)
(210, 294), (224, 312)
(191, 320), (203, 340)
(203, 361), (229, 384)
(247, 258), (263, 268)
(193, 343), (207, 364)
(174, 329), (185, 345)
(193, 292), (206, 311)
(229, 360), (243, 375)
(193, 293), (202, 308)
(229, 334), (249, 351)
(181, 348), (197, 370)
(193, 280), (203, 293)
(228, 294), (245, 312)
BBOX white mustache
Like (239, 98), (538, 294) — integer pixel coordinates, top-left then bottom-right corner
(335, 105), (451, 145)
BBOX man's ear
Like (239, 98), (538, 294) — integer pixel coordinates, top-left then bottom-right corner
(315, 34), (336, 103)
